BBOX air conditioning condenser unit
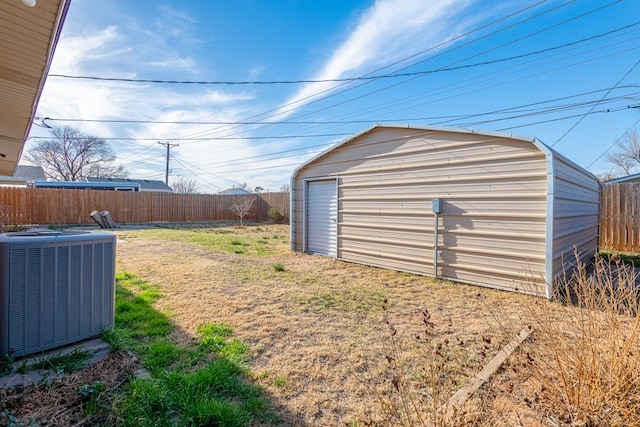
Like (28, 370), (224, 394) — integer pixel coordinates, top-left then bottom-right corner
(0, 230), (116, 357)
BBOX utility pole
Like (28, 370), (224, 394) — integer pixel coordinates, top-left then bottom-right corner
(158, 141), (179, 184)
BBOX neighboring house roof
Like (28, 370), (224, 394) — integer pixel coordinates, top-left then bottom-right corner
(602, 173), (640, 184)
(0, 164), (47, 186)
(219, 188), (252, 195)
(0, 1), (71, 176)
(14, 165), (46, 181)
(86, 177), (174, 192)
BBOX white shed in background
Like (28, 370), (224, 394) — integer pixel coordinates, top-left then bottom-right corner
(290, 125), (600, 297)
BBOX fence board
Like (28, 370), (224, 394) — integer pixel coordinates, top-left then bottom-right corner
(600, 183), (640, 253)
(0, 188), (289, 226)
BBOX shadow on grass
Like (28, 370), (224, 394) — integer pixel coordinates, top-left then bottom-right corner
(104, 272), (292, 426)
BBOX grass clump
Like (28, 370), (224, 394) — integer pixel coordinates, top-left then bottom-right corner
(599, 249), (640, 267)
(299, 287), (386, 313)
(31, 347), (91, 373)
(197, 322), (250, 365)
(134, 226), (289, 256)
(0, 351), (15, 377)
(121, 358), (274, 426)
(507, 253), (640, 426)
(107, 272), (280, 426)
(102, 272), (172, 357)
(78, 381), (107, 417)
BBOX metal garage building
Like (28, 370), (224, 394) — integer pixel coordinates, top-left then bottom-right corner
(290, 125), (600, 297)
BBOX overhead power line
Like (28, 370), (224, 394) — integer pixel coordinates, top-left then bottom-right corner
(552, 57), (640, 146)
(39, 85), (640, 134)
(47, 20), (640, 87)
(184, 0), (627, 143)
(586, 116), (640, 169)
(27, 132), (352, 141)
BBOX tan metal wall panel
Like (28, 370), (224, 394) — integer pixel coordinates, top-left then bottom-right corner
(551, 157), (600, 279)
(440, 266), (547, 296)
(292, 186), (305, 252)
(440, 233), (546, 260)
(338, 250), (433, 276)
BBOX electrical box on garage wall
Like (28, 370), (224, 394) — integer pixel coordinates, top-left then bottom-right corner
(432, 198), (442, 214)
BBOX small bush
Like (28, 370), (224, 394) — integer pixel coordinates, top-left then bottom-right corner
(268, 208), (286, 224)
(0, 351), (15, 376)
(365, 301), (492, 426)
(505, 252), (640, 426)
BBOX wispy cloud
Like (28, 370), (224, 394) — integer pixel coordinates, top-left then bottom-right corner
(32, 0), (480, 192)
(33, 13), (258, 190)
(155, 5), (198, 40)
(49, 27), (126, 75)
(274, 0), (473, 119)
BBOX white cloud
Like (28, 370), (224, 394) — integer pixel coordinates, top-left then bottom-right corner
(274, 0), (473, 118)
(49, 27), (125, 75)
(35, 17), (259, 193)
(34, 0), (481, 193)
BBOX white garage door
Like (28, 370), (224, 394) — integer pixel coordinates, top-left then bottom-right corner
(306, 180), (337, 257)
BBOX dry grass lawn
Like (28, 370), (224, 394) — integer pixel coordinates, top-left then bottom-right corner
(112, 223), (540, 425)
(7, 223), (636, 425)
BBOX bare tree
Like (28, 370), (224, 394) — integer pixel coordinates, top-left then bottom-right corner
(606, 128), (640, 176)
(172, 177), (200, 194)
(23, 126), (127, 181)
(229, 195), (257, 226)
(87, 162), (128, 179)
(594, 171), (618, 182)
(280, 183), (290, 192)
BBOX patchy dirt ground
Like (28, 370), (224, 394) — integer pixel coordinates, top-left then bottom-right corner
(111, 224), (540, 426)
(1, 352), (138, 426)
(1, 223), (571, 426)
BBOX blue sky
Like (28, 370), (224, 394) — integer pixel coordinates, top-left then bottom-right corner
(29, 0), (640, 193)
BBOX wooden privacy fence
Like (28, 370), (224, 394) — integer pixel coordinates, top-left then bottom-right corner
(600, 183), (640, 253)
(0, 188), (290, 226)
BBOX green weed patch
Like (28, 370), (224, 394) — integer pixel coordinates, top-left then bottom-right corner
(133, 226), (289, 256)
(105, 272), (281, 426)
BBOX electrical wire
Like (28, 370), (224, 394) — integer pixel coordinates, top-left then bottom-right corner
(44, 1), (624, 147)
(34, 0), (639, 188)
(552, 57), (640, 146)
(47, 20), (640, 86)
(586, 115), (640, 169)
(170, 0), (568, 142)
(27, 132), (351, 141)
